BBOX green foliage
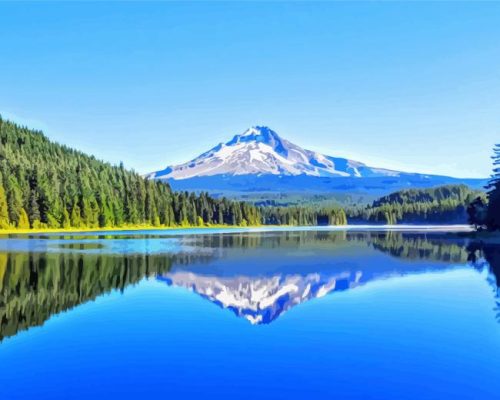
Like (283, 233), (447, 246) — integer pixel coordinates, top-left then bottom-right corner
(0, 172), (10, 229)
(17, 208), (30, 229)
(485, 144), (500, 230)
(467, 197), (488, 229)
(347, 185), (483, 224)
(0, 117), (264, 230)
(260, 206), (347, 226)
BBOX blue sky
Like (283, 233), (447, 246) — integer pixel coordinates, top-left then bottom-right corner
(1, 2), (499, 178)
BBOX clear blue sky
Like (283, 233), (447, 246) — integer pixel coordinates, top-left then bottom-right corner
(1, 2), (499, 178)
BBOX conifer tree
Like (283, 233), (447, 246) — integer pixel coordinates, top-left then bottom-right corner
(486, 144), (500, 230)
(0, 174), (10, 229)
(17, 208), (30, 229)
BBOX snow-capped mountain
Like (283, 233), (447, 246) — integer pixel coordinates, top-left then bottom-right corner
(149, 126), (400, 180)
(148, 126), (486, 194)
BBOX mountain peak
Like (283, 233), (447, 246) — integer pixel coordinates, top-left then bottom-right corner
(227, 126), (284, 150)
(241, 126), (276, 137)
(149, 127), (399, 180)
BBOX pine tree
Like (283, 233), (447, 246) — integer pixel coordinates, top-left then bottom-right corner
(486, 144), (500, 230)
(62, 208), (71, 229)
(0, 176), (10, 229)
(467, 197), (488, 229)
(28, 189), (40, 228)
(17, 208), (30, 229)
(5, 176), (22, 226)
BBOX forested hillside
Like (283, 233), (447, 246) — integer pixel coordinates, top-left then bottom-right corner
(0, 117), (262, 229)
(347, 185), (483, 224)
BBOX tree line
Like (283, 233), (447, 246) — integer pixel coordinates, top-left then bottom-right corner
(346, 184), (482, 225)
(467, 144), (500, 231)
(260, 205), (347, 226)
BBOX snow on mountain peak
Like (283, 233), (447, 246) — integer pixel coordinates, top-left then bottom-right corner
(150, 126), (400, 180)
(227, 126), (286, 153)
(240, 126), (275, 137)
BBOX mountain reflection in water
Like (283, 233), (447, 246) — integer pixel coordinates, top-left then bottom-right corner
(0, 230), (498, 338)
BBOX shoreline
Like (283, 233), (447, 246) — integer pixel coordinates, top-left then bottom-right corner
(0, 223), (477, 236)
(0, 224), (258, 236)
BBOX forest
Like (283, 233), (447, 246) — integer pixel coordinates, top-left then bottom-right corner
(0, 117), (266, 229)
(347, 185), (484, 225)
(260, 206), (347, 226)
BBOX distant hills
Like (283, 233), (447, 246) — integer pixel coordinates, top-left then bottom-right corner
(148, 126), (487, 197)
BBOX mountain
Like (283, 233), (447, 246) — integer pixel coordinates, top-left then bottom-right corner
(150, 126), (400, 179)
(148, 126), (487, 196)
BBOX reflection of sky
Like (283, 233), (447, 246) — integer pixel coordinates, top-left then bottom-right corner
(0, 225), (472, 256)
(1, 225), (473, 238)
(0, 237), (189, 255)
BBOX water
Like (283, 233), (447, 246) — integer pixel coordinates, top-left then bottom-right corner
(0, 228), (498, 399)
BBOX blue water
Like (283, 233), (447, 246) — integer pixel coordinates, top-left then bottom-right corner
(0, 228), (498, 399)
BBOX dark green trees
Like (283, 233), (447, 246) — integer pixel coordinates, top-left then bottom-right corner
(0, 171), (10, 229)
(467, 196), (488, 229)
(467, 144), (500, 231)
(0, 117), (262, 230)
(348, 185), (482, 225)
(260, 206), (347, 226)
(485, 144), (500, 230)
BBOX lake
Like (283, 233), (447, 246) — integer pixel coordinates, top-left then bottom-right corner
(0, 227), (499, 399)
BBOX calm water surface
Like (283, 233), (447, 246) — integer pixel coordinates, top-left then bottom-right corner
(0, 228), (499, 399)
